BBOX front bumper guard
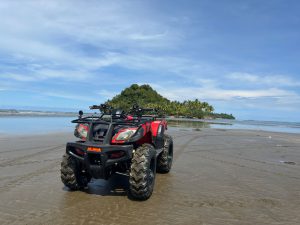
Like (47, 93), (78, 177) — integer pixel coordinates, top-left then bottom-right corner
(66, 142), (133, 179)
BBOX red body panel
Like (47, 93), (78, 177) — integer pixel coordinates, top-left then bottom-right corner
(150, 119), (167, 137)
(136, 132), (152, 145)
(110, 119), (167, 145)
(76, 118), (167, 145)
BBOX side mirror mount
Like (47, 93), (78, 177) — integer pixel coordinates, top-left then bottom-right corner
(78, 110), (83, 118)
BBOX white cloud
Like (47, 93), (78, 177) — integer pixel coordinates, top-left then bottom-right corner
(157, 86), (294, 101)
(1, 74), (35, 82)
(0, 0), (216, 85)
(128, 32), (168, 41)
(0, 0), (180, 53)
(96, 90), (118, 100)
(41, 91), (101, 102)
(229, 72), (300, 87)
(0, 0), (186, 83)
(2, 50), (219, 85)
(0, 70), (91, 82)
(150, 81), (300, 112)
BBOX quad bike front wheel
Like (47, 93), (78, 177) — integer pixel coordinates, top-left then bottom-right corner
(157, 134), (173, 173)
(61, 154), (91, 190)
(129, 144), (156, 200)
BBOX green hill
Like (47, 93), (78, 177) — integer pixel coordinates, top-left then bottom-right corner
(106, 84), (170, 111)
(105, 84), (235, 119)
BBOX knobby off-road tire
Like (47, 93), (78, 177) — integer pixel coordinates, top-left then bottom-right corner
(157, 134), (173, 173)
(61, 154), (91, 190)
(129, 144), (156, 200)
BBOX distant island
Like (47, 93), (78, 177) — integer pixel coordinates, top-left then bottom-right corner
(0, 109), (78, 117)
(0, 84), (235, 120)
(106, 84), (235, 119)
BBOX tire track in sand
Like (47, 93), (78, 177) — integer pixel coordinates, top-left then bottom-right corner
(173, 134), (202, 162)
(189, 151), (300, 180)
(0, 144), (59, 154)
(0, 145), (65, 168)
(0, 160), (60, 192)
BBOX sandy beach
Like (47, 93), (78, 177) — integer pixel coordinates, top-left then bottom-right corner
(0, 128), (300, 225)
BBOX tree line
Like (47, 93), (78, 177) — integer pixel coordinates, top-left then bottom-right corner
(105, 84), (235, 119)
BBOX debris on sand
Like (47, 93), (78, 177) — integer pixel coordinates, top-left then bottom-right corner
(279, 161), (296, 165)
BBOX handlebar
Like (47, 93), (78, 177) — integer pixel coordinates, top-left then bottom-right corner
(88, 103), (159, 117)
(130, 105), (158, 116)
(89, 104), (111, 110)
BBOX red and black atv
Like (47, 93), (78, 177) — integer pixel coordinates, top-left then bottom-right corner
(61, 104), (173, 200)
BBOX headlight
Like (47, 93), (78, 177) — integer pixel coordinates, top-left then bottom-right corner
(113, 128), (137, 141)
(76, 124), (88, 139)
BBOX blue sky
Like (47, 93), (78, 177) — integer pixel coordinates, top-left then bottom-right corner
(0, 0), (300, 121)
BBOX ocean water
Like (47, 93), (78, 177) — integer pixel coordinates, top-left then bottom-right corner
(0, 117), (75, 135)
(168, 118), (300, 134)
(210, 119), (300, 134)
(0, 116), (300, 135)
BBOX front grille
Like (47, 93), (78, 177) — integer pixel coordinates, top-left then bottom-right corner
(88, 154), (102, 165)
(92, 124), (108, 142)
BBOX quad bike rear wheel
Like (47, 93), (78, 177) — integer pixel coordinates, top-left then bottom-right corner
(61, 154), (91, 190)
(157, 134), (173, 173)
(129, 144), (156, 200)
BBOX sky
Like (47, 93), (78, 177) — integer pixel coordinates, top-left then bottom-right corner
(0, 0), (300, 121)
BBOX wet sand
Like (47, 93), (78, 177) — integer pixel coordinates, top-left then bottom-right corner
(0, 128), (300, 225)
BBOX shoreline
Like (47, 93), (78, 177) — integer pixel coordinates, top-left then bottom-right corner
(1, 116), (300, 135)
(0, 112), (78, 117)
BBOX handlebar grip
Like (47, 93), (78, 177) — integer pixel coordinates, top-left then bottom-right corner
(89, 105), (100, 109)
(89, 104), (111, 111)
(143, 108), (156, 111)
